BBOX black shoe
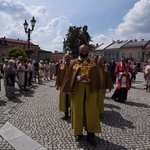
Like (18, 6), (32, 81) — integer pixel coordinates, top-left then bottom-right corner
(23, 88), (29, 91)
(87, 137), (97, 146)
(75, 134), (83, 141)
(87, 133), (97, 146)
(61, 112), (69, 121)
(65, 112), (68, 120)
(61, 116), (68, 121)
(114, 98), (118, 102)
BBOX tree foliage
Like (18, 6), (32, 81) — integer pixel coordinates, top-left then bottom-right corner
(6, 46), (27, 59)
(64, 26), (82, 58)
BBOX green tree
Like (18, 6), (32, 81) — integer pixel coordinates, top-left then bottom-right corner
(6, 46), (27, 59)
(65, 26), (82, 58)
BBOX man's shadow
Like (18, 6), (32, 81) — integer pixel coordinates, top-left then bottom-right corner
(0, 100), (7, 106)
(123, 101), (150, 108)
(77, 136), (127, 150)
(104, 103), (121, 110)
(100, 103), (135, 129)
(131, 86), (145, 90)
(7, 97), (22, 103)
(100, 110), (135, 129)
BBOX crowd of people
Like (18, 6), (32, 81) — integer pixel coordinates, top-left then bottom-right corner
(0, 56), (60, 99)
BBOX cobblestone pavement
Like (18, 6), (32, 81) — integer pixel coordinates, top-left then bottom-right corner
(0, 72), (150, 150)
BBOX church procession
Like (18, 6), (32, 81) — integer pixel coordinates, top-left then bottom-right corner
(0, 25), (150, 150)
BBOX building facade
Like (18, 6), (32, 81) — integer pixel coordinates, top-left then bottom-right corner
(91, 39), (150, 70)
(104, 40), (131, 63)
(51, 51), (64, 62)
(0, 36), (40, 61)
(38, 49), (52, 61)
(90, 43), (113, 58)
(120, 39), (150, 70)
(143, 41), (150, 62)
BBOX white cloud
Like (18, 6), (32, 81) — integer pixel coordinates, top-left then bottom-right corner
(29, 5), (48, 20)
(92, 0), (150, 46)
(0, 0), (70, 52)
(0, 0), (29, 20)
(0, 0), (47, 36)
(92, 34), (108, 45)
(114, 0), (150, 40)
(35, 16), (71, 51)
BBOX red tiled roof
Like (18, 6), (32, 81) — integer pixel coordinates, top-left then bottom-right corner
(1, 37), (36, 45)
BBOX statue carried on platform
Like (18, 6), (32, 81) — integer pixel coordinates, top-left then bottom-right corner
(78, 25), (91, 46)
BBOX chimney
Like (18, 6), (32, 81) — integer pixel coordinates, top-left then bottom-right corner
(141, 39), (144, 41)
(117, 40), (120, 43)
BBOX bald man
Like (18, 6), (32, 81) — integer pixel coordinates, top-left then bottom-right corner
(62, 44), (101, 146)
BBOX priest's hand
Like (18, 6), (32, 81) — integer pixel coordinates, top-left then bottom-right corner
(80, 74), (88, 81)
(56, 86), (59, 90)
(84, 78), (91, 84)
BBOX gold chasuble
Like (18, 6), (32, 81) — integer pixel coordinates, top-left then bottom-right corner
(55, 63), (70, 112)
(98, 65), (114, 115)
(62, 58), (101, 135)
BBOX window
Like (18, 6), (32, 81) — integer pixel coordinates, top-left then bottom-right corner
(116, 53), (119, 58)
(112, 53), (114, 59)
(2, 49), (6, 54)
(137, 53), (140, 58)
(129, 53), (132, 58)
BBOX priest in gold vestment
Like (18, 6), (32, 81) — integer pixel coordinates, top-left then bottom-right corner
(55, 54), (72, 121)
(97, 56), (114, 115)
(62, 45), (101, 146)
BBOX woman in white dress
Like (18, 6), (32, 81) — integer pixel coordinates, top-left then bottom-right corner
(18, 58), (26, 93)
(44, 61), (50, 81)
(39, 60), (44, 81)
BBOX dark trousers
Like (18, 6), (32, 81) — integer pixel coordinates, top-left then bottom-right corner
(111, 88), (128, 102)
(131, 73), (136, 81)
(29, 71), (33, 85)
(65, 94), (69, 118)
(24, 73), (28, 89)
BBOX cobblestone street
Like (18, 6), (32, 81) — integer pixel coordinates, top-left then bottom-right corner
(0, 72), (150, 150)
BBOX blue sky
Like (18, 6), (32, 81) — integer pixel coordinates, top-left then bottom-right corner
(0, 0), (150, 52)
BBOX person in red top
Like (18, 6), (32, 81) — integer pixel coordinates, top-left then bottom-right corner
(143, 59), (150, 90)
(111, 57), (132, 102)
(143, 63), (147, 80)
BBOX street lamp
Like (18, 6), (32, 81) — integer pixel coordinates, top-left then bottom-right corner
(23, 16), (36, 58)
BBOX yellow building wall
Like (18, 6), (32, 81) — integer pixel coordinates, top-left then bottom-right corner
(120, 47), (142, 62)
